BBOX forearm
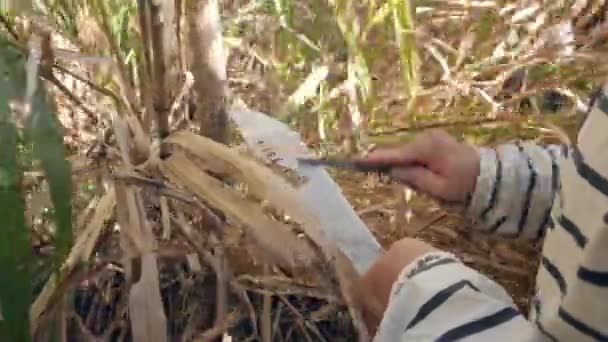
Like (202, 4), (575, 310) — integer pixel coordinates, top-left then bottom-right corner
(465, 142), (567, 239)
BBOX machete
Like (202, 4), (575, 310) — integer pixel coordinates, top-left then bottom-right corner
(229, 104), (384, 274)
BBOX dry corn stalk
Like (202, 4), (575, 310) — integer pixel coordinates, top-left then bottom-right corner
(115, 181), (168, 342)
(30, 189), (116, 336)
(162, 129), (384, 339)
(160, 151), (318, 273)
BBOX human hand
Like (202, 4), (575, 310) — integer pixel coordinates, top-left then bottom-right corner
(357, 130), (480, 203)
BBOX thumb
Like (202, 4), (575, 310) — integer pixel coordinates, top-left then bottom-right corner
(389, 167), (447, 199)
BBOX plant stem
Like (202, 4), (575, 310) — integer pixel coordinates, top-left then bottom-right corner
(148, 0), (170, 158)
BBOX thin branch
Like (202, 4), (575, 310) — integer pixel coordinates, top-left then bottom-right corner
(172, 214), (260, 337)
(43, 72), (97, 119)
(262, 264), (272, 342)
(52, 63), (122, 104)
(278, 295), (328, 342)
(0, 19), (127, 118)
(111, 172), (196, 204)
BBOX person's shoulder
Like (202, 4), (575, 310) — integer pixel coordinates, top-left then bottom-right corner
(575, 82), (608, 154)
(571, 84), (608, 194)
(579, 84), (608, 134)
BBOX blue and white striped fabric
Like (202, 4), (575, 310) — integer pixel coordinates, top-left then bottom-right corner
(374, 84), (608, 341)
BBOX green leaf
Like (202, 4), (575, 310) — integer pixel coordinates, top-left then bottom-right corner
(0, 42), (32, 342)
(391, 0), (418, 98)
(24, 78), (73, 273)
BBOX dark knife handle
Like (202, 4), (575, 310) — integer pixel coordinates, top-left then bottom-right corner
(350, 161), (392, 175)
(297, 157), (393, 175)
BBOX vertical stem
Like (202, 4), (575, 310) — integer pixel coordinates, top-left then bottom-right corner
(214, 245), (228, 332)
(136, 0), (155, 134)
(137, 0), (153, 78)
(393, 0), (419, 99)
(175, 0), (185, 72)
(261, 264), (272, 342)
(185, 0), (229, 144)
(148, 0), (170, 157)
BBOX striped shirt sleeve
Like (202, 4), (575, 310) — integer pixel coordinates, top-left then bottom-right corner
(374, 251), (549, 341)
(465, 141), (567, 239)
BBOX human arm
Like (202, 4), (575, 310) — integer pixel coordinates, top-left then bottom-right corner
(357, 130), (568, 239)
(466, 142), (567, 239)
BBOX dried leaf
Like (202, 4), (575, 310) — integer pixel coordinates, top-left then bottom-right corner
(80, 190), (116, 259)
(114, 182), (151, 258)
(128, 253), (168, 342)
(160, 152), (317, 273)
(114, 182), (167, 342)
(165, 131), (327, 248)
(112, 113), (133, 166)
(31, 189), (116, 335)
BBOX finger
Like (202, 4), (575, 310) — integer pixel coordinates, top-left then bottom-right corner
(389, 167), (447, 199)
